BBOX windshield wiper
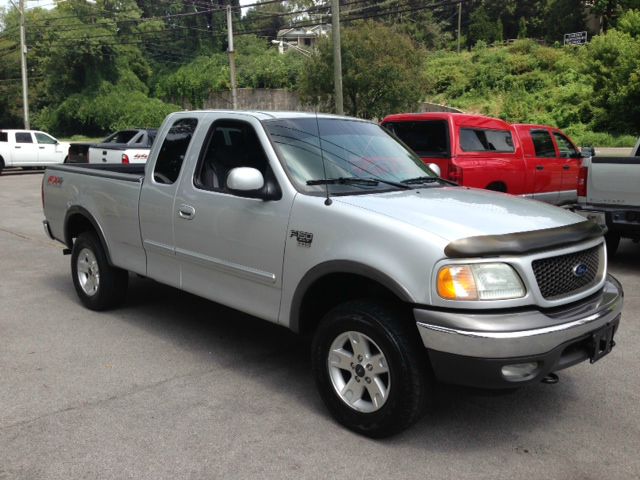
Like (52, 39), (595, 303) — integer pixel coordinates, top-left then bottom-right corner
(307, 177), (379, 186)
(364, 177), (410, 189)
(402, 176), (457, 186)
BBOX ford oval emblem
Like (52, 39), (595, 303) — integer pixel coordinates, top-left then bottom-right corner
(573, 263), (588, 277)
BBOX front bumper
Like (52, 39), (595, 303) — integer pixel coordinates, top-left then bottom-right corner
(414, 275), (623, 388)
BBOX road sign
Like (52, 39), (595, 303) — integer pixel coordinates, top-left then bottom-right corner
(564, 31), (588, 46)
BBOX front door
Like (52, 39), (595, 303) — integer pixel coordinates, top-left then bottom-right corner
(530, 129), (562, 204)
(552, 131), (580, 205)
(34, 132), (64, 164)
(173, 117), (293, 322)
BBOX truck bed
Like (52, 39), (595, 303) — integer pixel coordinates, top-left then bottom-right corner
(43, 163), (147, 275)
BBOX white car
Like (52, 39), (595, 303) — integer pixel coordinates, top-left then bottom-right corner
(0, 130), (70, 174)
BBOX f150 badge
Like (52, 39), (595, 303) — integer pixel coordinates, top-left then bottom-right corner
(290, 230), (313, 247)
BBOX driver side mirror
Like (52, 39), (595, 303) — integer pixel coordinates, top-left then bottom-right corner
(428, 163), (441, 177)
(227, 167), (264, 193)
(580, 146), (595, 158)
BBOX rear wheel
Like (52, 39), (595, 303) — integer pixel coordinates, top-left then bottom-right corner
(0, 156), (4, 175)
(311, 300), (431, 438)
(71, 232), (128, 310)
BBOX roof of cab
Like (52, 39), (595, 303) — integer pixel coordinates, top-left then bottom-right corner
(381, 112), (512, 130)
(169, 110), (370, 122)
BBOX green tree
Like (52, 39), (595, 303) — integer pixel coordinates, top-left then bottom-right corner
(300, 21), (425, 119)
(517, 17), (527, 38)
(468, 6), (498, 46)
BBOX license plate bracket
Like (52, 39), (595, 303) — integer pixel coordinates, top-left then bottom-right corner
(589, 322), (617, 364)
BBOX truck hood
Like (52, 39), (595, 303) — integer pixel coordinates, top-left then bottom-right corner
(335, 186), (585, 243)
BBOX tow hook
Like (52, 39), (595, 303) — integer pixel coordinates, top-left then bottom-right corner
(542, 372), (559, 384)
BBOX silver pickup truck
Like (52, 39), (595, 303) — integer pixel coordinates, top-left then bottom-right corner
(42, 111), (623, 437)
(574, 139), (640, 256)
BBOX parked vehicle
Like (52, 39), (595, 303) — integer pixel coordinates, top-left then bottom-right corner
(573, 138), (640, 256)
(381, 113), (581, 205)
(42, 111), (623, 437)
(0, 129), (69, 174)
(67, 129), (156, 165)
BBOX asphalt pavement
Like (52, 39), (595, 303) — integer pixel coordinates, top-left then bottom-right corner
(1, 170), (639, 480)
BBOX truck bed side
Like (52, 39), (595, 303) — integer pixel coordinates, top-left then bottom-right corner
(43, 164), (147, 275)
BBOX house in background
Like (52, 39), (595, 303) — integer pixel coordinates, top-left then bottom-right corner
(274, 24), (331, 54)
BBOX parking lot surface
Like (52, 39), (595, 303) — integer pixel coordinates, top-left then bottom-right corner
(1, 170), (639, 480)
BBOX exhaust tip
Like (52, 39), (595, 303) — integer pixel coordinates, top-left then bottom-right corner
(541, 372), (559, 384)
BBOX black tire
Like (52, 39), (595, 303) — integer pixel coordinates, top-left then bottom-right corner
(311, 300), (432, 438)
(605, 231), (620, 258)
(0, 156), (4, 175)
(71, 232), (128, 310)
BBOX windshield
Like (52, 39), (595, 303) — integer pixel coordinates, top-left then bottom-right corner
(263, 117), (437, 195)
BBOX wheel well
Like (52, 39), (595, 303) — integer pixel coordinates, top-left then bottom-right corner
(297, 273), (407, 336)
(486, 181), (507, 193)
(65, 213), (96, 247)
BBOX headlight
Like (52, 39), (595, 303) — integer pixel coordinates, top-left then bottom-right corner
(437, 263), (525, 301)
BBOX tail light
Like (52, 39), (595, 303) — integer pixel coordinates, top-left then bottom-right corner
(577, 166), (588, 197)
(448, 164), (463, 184)
(121, 153), (130, 164)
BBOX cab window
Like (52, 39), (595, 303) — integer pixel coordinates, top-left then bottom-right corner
(459, 128), (514, 152)
(15, 132), (33, 143)
(35, 133), (57, 144)
(531, 130), (556, 158)
(384, 121), (449, 157)
(153, 118), (198, 185)
(553, 132), (578, 158)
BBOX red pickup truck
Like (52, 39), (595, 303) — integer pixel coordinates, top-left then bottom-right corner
(381, 113), (582, 205)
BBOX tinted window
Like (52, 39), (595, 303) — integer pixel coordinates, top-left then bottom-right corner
(196, 121), (269, 192)
(104, 130), (138, 144)
(0, 132), (7, 142)
(35, 132), (57, 144)
(531, 130), (556, 158)
(553, 132), (577, 158)
(15, 132), (33, 143)
(459, 128), (514, 152)
(384, 121), (449, 157)
(154, 118), (198, 185)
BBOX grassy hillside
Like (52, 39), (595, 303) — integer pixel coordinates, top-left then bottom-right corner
(423, 39), (638, 147)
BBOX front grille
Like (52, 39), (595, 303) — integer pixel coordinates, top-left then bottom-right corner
(532, 245), (602, 300)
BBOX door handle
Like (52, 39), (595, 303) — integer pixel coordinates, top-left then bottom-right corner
(535, 165), (544, 171)
(15, 146), (21, 149)
(178, 204), (196, 219)
(39, 146), (45, 149)
(563, 165), (570, 170)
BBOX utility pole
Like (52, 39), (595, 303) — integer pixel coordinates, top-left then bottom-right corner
(226, 4), (238, 110)
(19, 0), (30, 129)
(457, 2), (462, 54)
(331, 0), (343, 115)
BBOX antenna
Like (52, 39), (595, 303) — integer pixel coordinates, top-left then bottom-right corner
(315, 111), (332, 206)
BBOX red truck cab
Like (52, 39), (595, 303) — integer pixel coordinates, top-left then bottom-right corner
(381, 113), (581, 205)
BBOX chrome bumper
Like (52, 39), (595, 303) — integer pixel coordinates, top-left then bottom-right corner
(415, 275), (623, 359)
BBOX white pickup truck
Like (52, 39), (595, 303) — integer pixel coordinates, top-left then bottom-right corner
(42, 111), (623, 437)
(0, 129), (70, 174)
(573, 139), (640, 256)
(86, 129), (156, 164)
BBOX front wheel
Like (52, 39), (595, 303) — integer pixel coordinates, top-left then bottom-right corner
(311, 300), (432, 438)
(71, 232), (128, 310)
(605, 231), (620, 258)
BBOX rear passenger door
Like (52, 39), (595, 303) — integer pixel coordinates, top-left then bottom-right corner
(552, 131), (580, 204)
(139, 117), (200, 287)
(11, 132), (39, 166)
(530, 129), (562, 204)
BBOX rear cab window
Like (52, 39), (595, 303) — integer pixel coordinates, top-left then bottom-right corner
(459, 128), (515, 152)
(153, 118), (198, 185)
(15, 132), (33, 143)
(384, 120), (450, 157)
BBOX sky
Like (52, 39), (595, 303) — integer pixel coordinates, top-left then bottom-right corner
(1, 0), (255, 12)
